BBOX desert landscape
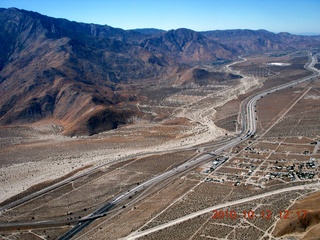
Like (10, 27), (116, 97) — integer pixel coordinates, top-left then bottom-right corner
(1, 6), (320, 240)
(1, 49), (320, 240)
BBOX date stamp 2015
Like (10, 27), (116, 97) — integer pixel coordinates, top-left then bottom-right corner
(212, 209), (308, 220)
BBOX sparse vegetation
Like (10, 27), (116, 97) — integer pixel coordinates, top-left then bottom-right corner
(0, 9), (320, 239)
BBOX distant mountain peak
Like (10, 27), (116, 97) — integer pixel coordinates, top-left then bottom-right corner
(132, 28), (165, 35)
(0, 8), (319, 135)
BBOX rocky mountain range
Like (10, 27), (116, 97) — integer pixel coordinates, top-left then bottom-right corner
(0, 7), (319, 135)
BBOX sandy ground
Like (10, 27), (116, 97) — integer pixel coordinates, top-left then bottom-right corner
(0, 61), (262, 204)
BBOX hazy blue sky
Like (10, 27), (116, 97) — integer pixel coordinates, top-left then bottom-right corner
(1, 0), (319, 34)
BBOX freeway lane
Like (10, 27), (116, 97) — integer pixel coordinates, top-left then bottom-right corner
(58, 203), (115, 240)
(57, 53), (319, 239)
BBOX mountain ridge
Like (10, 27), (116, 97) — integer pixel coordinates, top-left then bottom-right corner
(0, 7), (319, 135)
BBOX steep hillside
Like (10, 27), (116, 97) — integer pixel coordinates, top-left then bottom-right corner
(0, 8), (164, 135)
(0, 8), (319, 135)
(140, 28), (236, 63)
(203, 29), (320, 54)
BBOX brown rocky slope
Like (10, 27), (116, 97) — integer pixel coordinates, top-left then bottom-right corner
(0, 8), (319, 135)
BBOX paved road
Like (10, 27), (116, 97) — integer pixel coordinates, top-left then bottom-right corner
(56, 53), (320, 239)
(123, 182), (320, 240)
(0, 53), (318, 238)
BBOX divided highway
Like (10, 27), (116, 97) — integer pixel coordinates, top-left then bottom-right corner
(57, 53), (320, 239)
